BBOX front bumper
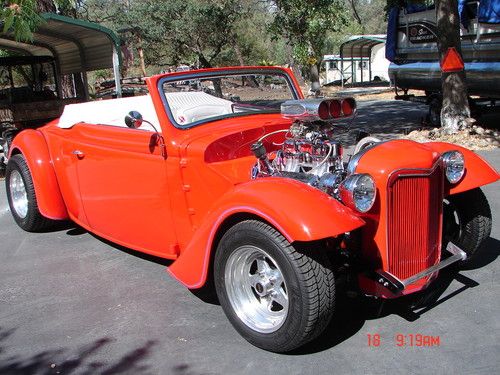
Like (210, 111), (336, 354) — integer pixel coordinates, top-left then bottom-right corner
(360, 242), (467, 298)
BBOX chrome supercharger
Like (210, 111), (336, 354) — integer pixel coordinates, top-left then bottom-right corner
(251, 97), (359, 200)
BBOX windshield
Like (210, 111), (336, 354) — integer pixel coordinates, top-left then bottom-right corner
(161, 71), (297, 128)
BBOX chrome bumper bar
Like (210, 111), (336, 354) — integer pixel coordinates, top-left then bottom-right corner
(371, 242), (467, 293)
(401, 242), (466, 287)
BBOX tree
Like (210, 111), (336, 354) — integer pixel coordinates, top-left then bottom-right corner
(81, 0), (246, 72)
(269, 0), (349, 95)
(1, 0), (44, 41)
(436, 0), (470, 133)
(349, 0), (388, 34)
(1, 1), (81, 41)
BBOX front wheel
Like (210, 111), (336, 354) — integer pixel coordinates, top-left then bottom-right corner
(443, 188), (492, 267)
(214, 220), (335, 352)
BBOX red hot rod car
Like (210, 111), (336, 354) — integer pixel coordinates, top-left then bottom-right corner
(5, 66), (499, 352)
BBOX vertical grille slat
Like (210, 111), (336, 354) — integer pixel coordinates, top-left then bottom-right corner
(387, 165), (443, 281)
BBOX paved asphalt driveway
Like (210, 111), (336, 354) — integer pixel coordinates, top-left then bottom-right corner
(0, 101), (499, 375)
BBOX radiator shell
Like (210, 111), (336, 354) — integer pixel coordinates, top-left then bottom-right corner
(386, 163), (444, 283)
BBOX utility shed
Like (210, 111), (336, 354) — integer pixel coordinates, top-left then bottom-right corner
(324, 35), (389, 86)
(0, 13), (122, 98)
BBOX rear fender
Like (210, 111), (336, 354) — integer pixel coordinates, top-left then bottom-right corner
(9, 129), (68, 220)
(168, 177), (365, 288)
(426, 142), (499, 194)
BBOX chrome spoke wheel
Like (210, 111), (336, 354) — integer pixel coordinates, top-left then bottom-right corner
(224, 245), (288, 333)
(9, 169), (28, 219)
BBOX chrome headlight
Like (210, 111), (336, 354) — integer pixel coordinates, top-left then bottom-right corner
(339, 174), (376, 213)
(442, 151), (465, 183)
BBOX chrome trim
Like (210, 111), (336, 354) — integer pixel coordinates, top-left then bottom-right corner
(158, 68), (300, 130)
(339, 173), (376, 213)
(347, 141), (386, 175)
(442, 150), (465, 184)
(376, 242), (466, 290)
(281, 99), (329, 121)
(9, 170), (28, 219)
(224, 245), (288, 334)
(401, 242), (466, 287)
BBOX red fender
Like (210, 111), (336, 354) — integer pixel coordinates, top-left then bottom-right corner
(426, 142), (499, 194)
(168, 177), (365, 288)
(9, 129), (68, 220)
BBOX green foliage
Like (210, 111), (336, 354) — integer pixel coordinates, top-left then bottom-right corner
(351, 0), (389, 33)
(1, 0), (44, 42)
(269, 0), (349, 65)
(82, 0), (244, 69)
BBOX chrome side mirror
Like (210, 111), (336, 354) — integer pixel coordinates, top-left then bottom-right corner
(125, 111), (143, 129)
(124, 110), (167, 159)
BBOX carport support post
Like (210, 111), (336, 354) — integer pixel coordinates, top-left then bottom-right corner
(369, 50), (372, 82)
(113, 45), (122, 98)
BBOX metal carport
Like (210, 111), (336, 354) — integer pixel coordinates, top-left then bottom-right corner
(0, 13), (122, 98)
(339, 35), (386, 87)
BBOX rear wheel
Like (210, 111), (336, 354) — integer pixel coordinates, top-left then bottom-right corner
(6, 154), (54, 232)
(214, 220), (335, 352)
(443, 188), (492, 267)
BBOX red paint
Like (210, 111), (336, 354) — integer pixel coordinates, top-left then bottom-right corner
(7, 66), (499, 298)
(387, 165), (443, 282)
(9, 128), (68, 220)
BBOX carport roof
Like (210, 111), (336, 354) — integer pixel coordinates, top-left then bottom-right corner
(0, 13), (121, 75)
(340, 35), (386, 58)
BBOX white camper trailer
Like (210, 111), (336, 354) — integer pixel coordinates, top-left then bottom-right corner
(324, 35), (390, 86)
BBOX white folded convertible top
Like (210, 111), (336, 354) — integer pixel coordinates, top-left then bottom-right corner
(58, 94), (161, 132)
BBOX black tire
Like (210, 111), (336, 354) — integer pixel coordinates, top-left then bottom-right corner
(443, 188), (492, 267)
(1, 128), (16, 161)
(214, 220), (335, 352)
(5, 154), (54, 232)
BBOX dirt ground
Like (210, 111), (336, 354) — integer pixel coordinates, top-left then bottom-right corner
(323, 88), (500, 151)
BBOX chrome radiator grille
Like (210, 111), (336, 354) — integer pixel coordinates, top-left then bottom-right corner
(387, 164), (444, 280)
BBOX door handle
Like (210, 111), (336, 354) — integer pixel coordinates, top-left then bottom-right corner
(72, 150), (85, 158)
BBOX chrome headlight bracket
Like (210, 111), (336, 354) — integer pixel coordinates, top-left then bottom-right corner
(442, 151), (465, 184)
(339, 173), (376, 213)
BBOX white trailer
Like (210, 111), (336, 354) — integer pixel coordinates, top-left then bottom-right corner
(324, 35), (390, 86)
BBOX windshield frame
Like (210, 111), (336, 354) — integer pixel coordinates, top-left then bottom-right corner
(157, 67), (301, 130)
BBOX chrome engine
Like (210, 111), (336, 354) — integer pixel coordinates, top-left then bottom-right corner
(251, 98), (357, 198)
(278, 122), (343, 176)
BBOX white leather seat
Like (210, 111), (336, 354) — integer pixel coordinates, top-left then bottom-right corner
(165, 91), (233, 125)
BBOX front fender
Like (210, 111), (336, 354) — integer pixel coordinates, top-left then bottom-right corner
(9, 129), (68, 220)
(168, 177), (365, 288)
(426, 142), (499, 194)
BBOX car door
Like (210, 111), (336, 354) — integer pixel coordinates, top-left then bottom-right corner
(68, 123), (178, 259)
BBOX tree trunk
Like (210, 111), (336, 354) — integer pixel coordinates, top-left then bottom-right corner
(233, 41), (245, 66)
(436, 0), (470, 133)
(198, 54), (212, 68)
(135, 34), (147, 77)
(36, 0), (56, 13)
(350, 0), (365, 33)
(309, 63), (321, 96)
(137, 45), (147, 77)
(197, 55), (224, 97)
(284, 41), (305, 86)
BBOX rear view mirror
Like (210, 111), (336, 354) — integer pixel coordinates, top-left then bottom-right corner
(125, 111), (143, 129)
